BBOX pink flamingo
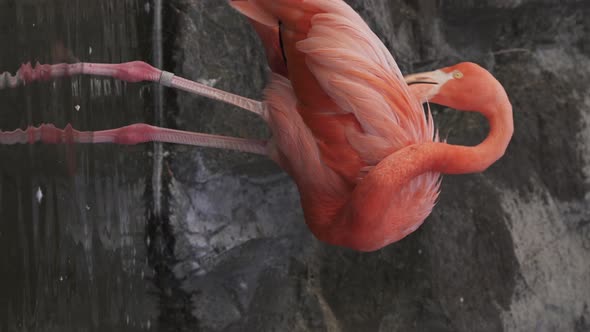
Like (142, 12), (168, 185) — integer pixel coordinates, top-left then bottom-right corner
(0, 0), (513, 251)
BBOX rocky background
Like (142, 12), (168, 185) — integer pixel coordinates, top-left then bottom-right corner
(0, 0), (588, 331)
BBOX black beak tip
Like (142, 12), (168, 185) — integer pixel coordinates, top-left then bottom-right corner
(407, 81), (438, 86)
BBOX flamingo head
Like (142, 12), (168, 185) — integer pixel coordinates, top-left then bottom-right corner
(405, 62), (505, 112)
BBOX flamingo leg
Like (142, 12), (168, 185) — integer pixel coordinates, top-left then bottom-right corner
(0, 123), (268, 155)
(0, 61), (267, 118)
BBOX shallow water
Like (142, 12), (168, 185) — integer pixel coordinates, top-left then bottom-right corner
(0, 1), (162, 330)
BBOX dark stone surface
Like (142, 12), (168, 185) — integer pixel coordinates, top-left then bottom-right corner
(168, 1), (590, 331)
(0, 0), (588, 331)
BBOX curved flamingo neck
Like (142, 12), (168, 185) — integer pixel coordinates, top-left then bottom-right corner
(312, 95), (513, 251)
(433, 93), (513, 174)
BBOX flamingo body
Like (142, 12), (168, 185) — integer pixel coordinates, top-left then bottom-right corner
(231, 0), (446, 250)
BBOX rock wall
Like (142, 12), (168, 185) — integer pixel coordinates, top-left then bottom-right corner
(0, 0), (588, 331)
(169, 1), (590, 331)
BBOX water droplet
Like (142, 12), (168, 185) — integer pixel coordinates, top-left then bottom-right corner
(460, 297), (464, 303)
(35, 187), (43, 204)
(88, 46), (93, 55)
(147, 320), (151, 329)
(418, 249), (422, 255)
(85, 205), (91, 211)
(74, 105), (81, 111)
(197, 77), (220, 87)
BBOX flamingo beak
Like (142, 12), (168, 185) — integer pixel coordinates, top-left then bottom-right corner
(406, 80), (437, 86)
(404, 70), (441, 86)
(404, 70), (453, 102)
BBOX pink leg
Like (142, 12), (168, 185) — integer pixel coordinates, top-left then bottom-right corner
(0, 123), (268, 155)
(0, 61), (267, 118)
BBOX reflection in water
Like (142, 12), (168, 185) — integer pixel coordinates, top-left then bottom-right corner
(0, 1), (174, 330)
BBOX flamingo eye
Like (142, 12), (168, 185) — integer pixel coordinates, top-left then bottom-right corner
(453, 71), (464, 79)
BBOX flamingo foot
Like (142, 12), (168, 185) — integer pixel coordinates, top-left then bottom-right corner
(0, 61), (162, 89)
(0, 60), (266, 117)
(0, 123), (268, 155)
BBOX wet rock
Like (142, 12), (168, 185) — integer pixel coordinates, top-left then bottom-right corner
(170, 1), (590, 331)
(1, 0), (588, 331)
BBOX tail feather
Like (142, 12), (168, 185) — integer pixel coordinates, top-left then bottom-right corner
(248, 20), (288, 76)
(230, 1), (277, 27)
(230, 1), (289, 75)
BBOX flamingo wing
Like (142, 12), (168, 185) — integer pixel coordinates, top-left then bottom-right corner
(232, 1), (435, 161)
(294, 1), (436, 156)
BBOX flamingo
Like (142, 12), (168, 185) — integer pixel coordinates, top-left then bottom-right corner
(0, 0), (513, 251)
